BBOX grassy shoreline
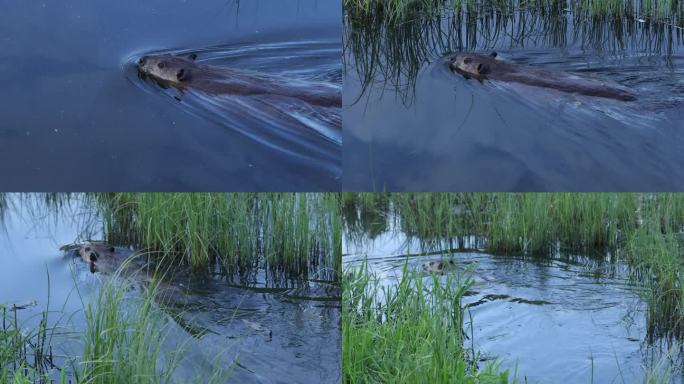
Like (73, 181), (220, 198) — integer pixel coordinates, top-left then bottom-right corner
(342, 192), (684, 382)
(96, 193), (341, 280)
(1, 193), (342, 383)
(343, 262), (513, 383)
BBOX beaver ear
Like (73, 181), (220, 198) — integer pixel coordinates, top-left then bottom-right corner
(188, 53), (197, 61)
(491, 51), (497, 58)
(477, 63), (490, 74)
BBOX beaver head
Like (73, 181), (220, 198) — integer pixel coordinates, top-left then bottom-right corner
(422, 260), (455, 273)
(78, 243), (116, 273)
(449, 52), (497, 80)
(138, 53), (198, 86)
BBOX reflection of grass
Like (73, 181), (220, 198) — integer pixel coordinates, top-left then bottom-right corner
(344, 0), (682, 23)
(344, 0), (684, 102)
(344, 193), (684, 343)
(343, 261), (513, 383)
(1, 264), (232, 383)
(96, 193), (341, 281)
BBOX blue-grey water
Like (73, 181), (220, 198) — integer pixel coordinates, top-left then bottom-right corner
(0, 0), (341, 191)
(343, 10), (684, 191)
(344, 227), (681, 383)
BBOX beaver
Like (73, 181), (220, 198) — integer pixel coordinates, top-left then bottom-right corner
(78, 243), (119, 273)
(138, 53), (341, 108)
(422, 260), (456, 274)
(448, 52), (637, 101)
(75, 243), (195, 307)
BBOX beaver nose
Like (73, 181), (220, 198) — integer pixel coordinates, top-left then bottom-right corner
(138, 56), (147, 66)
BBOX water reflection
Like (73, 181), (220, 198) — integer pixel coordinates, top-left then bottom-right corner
(342, 206), (681, 382)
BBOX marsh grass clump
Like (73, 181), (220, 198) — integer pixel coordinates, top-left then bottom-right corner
(0, 271), (71, 383)
(343, 262), (513, 383)
(0, 304), (64, 383)
(343, 193), (648, 254)
(625, 224), (684, 341)
(2, 257), (232, 383)
(95, 193), (340, 280)
(77, 257), (178, 384)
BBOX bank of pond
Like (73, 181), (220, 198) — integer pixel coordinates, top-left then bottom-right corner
(342, 193), (684, 383)
(0, 193), (341, 383)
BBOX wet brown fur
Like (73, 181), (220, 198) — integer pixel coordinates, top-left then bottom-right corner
(78, 243), (118, 273)
(76, 243), (192, 307)
(449, 52), (637, 101)
(422, 260), (455, 273)
(138, 53), (341, 108)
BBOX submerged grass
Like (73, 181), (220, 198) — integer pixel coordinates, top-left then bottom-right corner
(343, 262), (512, 383)
(95, 193), (341, 280)
(344, 192), (684, 342)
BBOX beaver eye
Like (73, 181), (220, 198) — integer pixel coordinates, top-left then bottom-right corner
(464, 57), (472, 64)
(157, 62), (165, 69)
(84, 247), (90, 252)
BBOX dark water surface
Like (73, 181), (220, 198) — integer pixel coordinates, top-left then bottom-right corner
(0, 195), (341, 383)
(0, 0), (341, 191)
(343, 229), (682, 383)
(343, 10), (684, 191)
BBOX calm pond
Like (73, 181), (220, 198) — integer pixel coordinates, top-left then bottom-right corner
(343, 6), (684, 191)
(0, 0), (340, 191)
(0, 194), (341, 383)
(344, 227), (681, 382)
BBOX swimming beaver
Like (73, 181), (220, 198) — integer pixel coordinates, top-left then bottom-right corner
(75, 243), (194, 307)
(78, 243), (119, 273)
(422, 260), (455, 274)
(138, 53), (341, 108)
(448, 52), (637, 101)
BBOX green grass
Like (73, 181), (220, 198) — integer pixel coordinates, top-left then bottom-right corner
(343, 261), (513, 383)
(344, 192), (684, 342)
(95, 193), (341, 280)
(0, 271), (68, 383)
(77, 264), (173, 384)
(1, 260), (232, 384)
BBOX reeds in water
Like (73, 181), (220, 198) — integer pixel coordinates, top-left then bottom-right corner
(344, 192), (684, 341)
(96, 193), (341, 279)
(343, 261), (513, 383)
